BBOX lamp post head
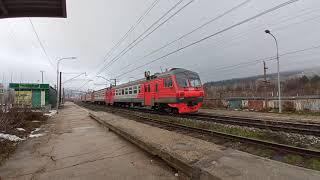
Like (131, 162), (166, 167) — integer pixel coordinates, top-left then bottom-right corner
(265, 30), (271, 34)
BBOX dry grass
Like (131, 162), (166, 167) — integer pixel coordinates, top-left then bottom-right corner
(0, 108), (48, 165)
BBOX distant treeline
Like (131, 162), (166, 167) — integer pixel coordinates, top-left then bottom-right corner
(204, 74), (320, 98)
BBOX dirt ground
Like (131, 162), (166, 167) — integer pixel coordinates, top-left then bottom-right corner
(0, 103), (178, 180)
(0, 109), (48, 165)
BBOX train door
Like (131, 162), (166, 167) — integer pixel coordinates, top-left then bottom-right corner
(154, 82), (159, 104)
(144, 83), (151, 106)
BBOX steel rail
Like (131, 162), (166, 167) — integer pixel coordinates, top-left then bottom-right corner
(182, 113), (320, 136)
(103, 107), (320, 158)
(115, 107), (320, 136)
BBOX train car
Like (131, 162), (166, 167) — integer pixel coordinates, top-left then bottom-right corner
(105, 68), (204, 113)
(84, 92), (93, 103)
(83, 68), (204, 113)
(93, 88), (107, 105)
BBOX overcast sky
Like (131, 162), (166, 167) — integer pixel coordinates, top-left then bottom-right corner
(1, 0), (320, 91)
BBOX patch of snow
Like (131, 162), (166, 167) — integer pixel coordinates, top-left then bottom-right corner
(31, 128), (41, 134)
(29, 134), (45, 138)
(16, 128), (26, 131)
(0, 133), (25, 142)
(45, 110), (57, 117)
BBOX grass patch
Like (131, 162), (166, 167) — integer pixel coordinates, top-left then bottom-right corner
(306, 159), (320, 171)
(283, 154), (304, 165)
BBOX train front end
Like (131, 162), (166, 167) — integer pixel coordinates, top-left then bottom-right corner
(168, 69), (204, 113)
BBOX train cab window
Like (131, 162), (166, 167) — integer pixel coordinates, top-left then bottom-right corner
(133, 86), (138, 94)
(129, 87), (133, 94)
(138, 86), (141, 93)
(164, 78), (173, 87)
(121, 89), (124, 95)
(176, 73), (189, 87)
(125, 88), (128, 95)
(155, 84), (158, 92)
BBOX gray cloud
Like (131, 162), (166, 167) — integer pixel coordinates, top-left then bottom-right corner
(1, 0), (320, 91)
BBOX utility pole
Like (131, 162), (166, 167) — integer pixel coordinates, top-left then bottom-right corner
(62, 88), (65, 104)
(263, 61), (269, 111)
(111, 79), (117, 86)
(59, 72), (62, 106)
(56, 57), (77, 113)
(40, 71), (44, 83)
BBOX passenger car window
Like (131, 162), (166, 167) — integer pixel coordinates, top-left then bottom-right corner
(129, 87), (132, 94)
(133, 86), (138, 94)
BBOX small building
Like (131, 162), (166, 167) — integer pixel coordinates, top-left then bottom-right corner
(9, 83), (57, 108)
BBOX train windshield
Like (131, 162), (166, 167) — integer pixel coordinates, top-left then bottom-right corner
(176, 72), (189, 87)
(189, 73), (202, 87)
(176, 71), (202, 88)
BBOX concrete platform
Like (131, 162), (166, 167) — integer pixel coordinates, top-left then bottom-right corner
(89, 109), (320, 180)
(0, 103), (178, 180)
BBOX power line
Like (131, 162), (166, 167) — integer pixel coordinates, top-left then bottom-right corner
(273, 13), (320, 32)
(93, 0), (160, 73)
(117, 0), (251, 73)
(76, 80), (93, 91)
(96, 0), (191, 75)
(120, 44), (318, 81)
(28, 18), (55, 69)
(97, 0), (188, 75)
(117, 5), (319, 77)
(198, 44), (320, 79)
(203, 8), (320, 54)
(116, 0), (300, 79)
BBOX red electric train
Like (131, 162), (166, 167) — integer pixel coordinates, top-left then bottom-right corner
(81, 68), (204, 113)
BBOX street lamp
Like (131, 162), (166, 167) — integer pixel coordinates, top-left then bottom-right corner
(56, 57), (77, 113)
(40, 70), (45, 83)
(265, 30), (282, 113)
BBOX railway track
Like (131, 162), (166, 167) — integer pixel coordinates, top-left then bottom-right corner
(84, 104), (320, 158)
(116, 107), (320, 136)
(183, 113), (320, 136)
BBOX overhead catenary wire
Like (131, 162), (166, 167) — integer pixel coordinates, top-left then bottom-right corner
(119, 43), (320, 81)
(198, 44), (320, 80)
(117, 0), (251, 73)
(28, 18), (55, 69)
(197, 8), (320, 58)
(76, 80), (93, 91)
(212, 44), (320, 72)
(63, 73), (87, 84)
(115, 0), (300, 79)
(117, 6), (320, 77)
(96, 0), (193, 75)
(96, 0), (188, 75)
(93, 0), (161, 73)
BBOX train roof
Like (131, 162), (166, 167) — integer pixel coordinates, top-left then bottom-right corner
(115, 68), (198, 89)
